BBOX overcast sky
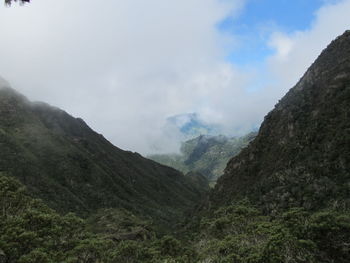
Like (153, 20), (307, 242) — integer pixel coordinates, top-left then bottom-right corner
(0, 0), (349, 154)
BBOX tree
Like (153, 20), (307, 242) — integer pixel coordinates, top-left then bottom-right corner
(5, 0), (30, 6)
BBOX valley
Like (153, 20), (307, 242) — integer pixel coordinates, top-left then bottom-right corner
(0, 9), (349, 261)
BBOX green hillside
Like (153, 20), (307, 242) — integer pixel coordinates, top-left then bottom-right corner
(149, 133), (256, 182)
(211, 30), (350, 213)
(0, 174), (202, 263)
(197, 30), (350, 262)
(0, 87), (208, 229)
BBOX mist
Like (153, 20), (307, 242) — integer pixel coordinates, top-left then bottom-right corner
(0, 0), (349, 154)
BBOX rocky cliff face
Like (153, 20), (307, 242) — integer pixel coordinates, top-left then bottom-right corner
(212, 30), (350, 213)
(0, 87), (208, 226)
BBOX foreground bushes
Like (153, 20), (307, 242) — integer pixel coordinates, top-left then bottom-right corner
(197, 201), (350, 263)
(1, 174), (349, 262)
(0, 174), (196, 263)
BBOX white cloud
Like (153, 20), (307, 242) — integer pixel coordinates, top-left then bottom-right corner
(0, 0), (246, 154)
(0, 0), (349, 155)
(268, 32), (294, 60)
(266, 0), (350, 100)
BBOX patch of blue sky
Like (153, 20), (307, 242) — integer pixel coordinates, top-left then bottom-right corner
(219, 0), (327, 65)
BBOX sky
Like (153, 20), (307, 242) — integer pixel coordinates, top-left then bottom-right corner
(0, 0), (349, 154)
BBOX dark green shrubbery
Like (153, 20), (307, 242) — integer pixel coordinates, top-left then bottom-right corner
(197, 201), (350, 263)
(1, 174), (349, 262)
(0, 173), (113, 263)
(0, 174), (197, 263)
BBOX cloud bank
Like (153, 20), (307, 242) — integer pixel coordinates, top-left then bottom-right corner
(267, 0), (350, 100)
(0, 0), (349, 154)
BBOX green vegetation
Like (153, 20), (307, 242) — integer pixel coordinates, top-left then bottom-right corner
(211, 30), (350, 213)
(149, 133), (256, 182)
(0, 174), (200, 262)
(5, 0), (30, 5)
(0, 87), (209, 230)
(2, 176), (349, 263)
(195, 201), (350, 263)
(0, 173), (213, 263)
(0, 173), (105, 263)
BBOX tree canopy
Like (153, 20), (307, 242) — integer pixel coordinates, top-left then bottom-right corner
(5, 0), (30, 5)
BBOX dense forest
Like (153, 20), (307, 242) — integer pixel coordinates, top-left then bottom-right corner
(1, 173), (349, 262)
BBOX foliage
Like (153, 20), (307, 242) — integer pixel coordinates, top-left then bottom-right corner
(5, 0), (30, 6)
(1, 177), (349, 262)
(0, 174), (200, 262)
(211, 31), (350, 214)
(0, 174), (110, 262)
(196, 202), (350, 263)
(0, 87), (209, 231)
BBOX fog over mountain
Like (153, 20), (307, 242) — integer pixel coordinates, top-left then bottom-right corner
(0, 0), (350, 154)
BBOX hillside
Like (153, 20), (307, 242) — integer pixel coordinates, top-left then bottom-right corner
(0, 87), (208, 227)
(0, 174), (204, 263)
(149, 133), (256, 181)
(188, 30), (350, 263)
(211, 30), (350, 213)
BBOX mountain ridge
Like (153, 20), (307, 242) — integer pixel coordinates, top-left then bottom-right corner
(1, 30), (350, 263)
(211, 30), (350, 212)
(0, 86), (208, 227)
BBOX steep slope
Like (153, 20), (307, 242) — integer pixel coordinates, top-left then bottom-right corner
(0, 87), (208, 226)
(212, 30), (350, 213)
(149, 133), (256, 181)
(0, 174), (203, 263)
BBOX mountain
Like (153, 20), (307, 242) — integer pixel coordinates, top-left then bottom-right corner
(211, 30), (350, 213)
(165, 113), (220, 138)
(190, 30), (350, 263)
(1, 30), (350, 263)
(0, 173), (202, 263)
(149, 132), (256, 181)
(0, 87), (208, 227)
